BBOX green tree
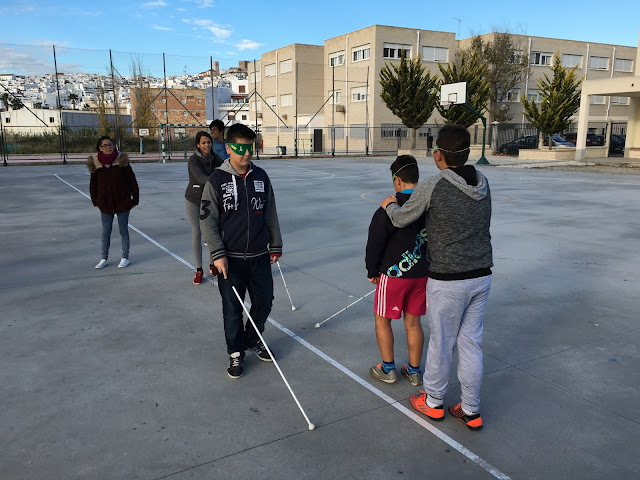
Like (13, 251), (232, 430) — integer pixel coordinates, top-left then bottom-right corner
(436, 47), (490, 127)
(34, 101), (43, 109)
(68, 93), (79, 110)
(10, 96), (23, 110)
(1, 92), (9, 111)
(467, 30), (530, 122)
(379, 56), (439, 149)
(521, 52), (582, 149)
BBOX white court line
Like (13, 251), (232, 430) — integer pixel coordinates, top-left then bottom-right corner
(54, 174), (195, 271)
(54, 173), (510, 480)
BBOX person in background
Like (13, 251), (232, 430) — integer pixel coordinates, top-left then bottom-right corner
(185, 131), (223, 284)
(88, 135), (139, 270)
(209, 119), (230, 161)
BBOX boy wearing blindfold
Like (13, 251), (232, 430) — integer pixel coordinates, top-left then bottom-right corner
(200, 123), (283, 379)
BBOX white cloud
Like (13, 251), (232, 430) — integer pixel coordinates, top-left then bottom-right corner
(143, 0), (167, 8)
(33, 40), (71, 48)
(190, 0), (214, 7)
(153, 25), (175, 31)
(236, 39), (263, 51)
(182, 18), (232, 40)
(207, 26), (232, 39)
(0, 47), (54, 75)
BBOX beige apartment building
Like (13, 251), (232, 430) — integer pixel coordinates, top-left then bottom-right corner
(248, 44), (324, 154)
(459, 33), (638, 125)
(249, 25), (637, 154)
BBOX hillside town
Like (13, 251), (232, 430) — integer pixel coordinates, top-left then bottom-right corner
(0, 60), (251, 132)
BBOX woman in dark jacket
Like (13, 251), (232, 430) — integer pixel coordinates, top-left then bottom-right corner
(87, 135), (139, 269)
(185, 131), (223, 284)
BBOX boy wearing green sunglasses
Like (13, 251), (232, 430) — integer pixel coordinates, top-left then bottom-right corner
(200, 123), (283, 379)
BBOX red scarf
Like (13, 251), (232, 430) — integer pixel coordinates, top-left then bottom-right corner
(97, 148), (119, 165)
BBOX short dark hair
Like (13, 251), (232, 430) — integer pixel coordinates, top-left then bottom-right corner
(390, 155), (419, 184)
(435, 125), (471, 167)
(96, 135), (113, 151)
(209, 119), (224, 132)
(195, 131), (212, 150)
(226, 123), (256, 143)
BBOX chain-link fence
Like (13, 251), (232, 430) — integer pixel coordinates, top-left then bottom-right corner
(0, 43), (223, 164)
(1, 42), (629, 164)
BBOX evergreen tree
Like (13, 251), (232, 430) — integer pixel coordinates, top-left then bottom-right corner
(68, 93), (79, 110)
(379, 56), (439, 149)
(436, 47), (490, 127)
(521, 52), (582, 149)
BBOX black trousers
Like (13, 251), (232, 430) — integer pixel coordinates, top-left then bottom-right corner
(217, 255), (274, 354)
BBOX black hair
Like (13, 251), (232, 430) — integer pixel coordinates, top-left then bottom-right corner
(195, 131), (213, 150)
(435, 125), (471, 167)
(96, 135), (113, 151)
(226, 123), (256, 143)
(390, 155), (419, 184)
(209, 119), (225, 132)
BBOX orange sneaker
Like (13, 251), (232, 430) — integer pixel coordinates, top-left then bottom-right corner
(448, 403), (483, 430)
(409, 390), (444, 421)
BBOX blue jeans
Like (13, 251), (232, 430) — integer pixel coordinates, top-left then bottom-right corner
(101, 210), (130, 260)
(217, 255), (274, 354)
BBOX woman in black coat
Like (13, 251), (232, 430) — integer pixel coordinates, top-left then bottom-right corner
(87, 135), (139, 269)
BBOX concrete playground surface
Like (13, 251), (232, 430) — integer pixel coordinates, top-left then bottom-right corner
(1, 157), (639, 480)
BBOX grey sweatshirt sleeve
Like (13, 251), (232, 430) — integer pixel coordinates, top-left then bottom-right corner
(385, 176), (436, 227)
(263, 179), (283, 255)
(199, 179), (226, 261)
(187, 154), (211, 185)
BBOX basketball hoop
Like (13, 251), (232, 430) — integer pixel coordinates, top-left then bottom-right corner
(441, 101), (454, 111)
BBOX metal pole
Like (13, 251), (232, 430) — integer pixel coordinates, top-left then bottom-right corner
(161, 124), (167, 163)
(52, 45), (67, 164)
(365, 66), (369, 156)
(294, 61), (298, 157)
(209, 56), (215, 124)
(0, 113), (7, 166)
(253, 58), (262, 160)
(109, 50), (121, 148)
(163, 53), (170, 160)
(331, 65), (335, 156)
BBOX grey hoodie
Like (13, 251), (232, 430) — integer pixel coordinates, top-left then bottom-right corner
(385, 166), (492, 280)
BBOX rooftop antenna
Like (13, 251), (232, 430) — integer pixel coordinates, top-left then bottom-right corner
(453, 17), (462, 40)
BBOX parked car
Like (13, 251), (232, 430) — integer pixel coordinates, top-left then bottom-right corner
(610, 134), (626, 155)
(498, 135), (538, 155)
(543, 135), (575, 147)
(563, 132), (605, 146)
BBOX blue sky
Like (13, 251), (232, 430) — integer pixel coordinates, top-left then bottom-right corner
(1, 0), (639, 75)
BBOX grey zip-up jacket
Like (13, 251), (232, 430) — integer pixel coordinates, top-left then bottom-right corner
(200, 160), (282, 261)
(385, 166), (492, 280)
(184, 150), (223, 205)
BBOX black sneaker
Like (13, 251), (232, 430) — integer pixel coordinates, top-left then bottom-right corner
(227, 352), (244, 378)
(251, 339), (273, 362)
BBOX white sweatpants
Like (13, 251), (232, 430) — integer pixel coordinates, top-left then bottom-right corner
(423, 275), (492, 414)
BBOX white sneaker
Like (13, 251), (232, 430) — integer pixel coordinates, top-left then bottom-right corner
(95, 259), (108, 269)
(118, 258), (129, 268)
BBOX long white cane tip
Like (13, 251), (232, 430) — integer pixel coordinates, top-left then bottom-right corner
(308, 423), (315, 431)
(291, 306), (296, 311)
(314, 323), (320, 329)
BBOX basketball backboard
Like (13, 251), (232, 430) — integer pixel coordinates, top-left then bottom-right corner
(440, 82), (467, 106)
